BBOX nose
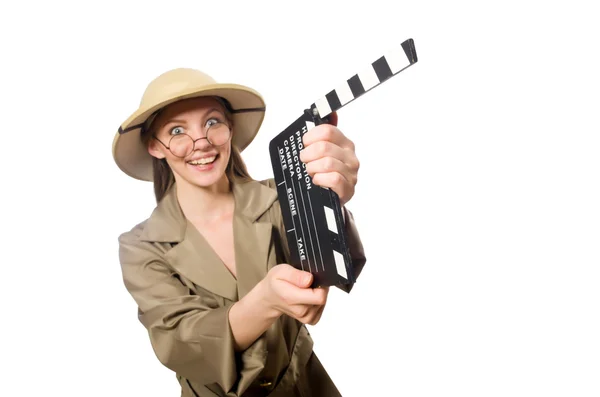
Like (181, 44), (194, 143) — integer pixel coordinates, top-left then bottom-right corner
(190, 127), (211, 150)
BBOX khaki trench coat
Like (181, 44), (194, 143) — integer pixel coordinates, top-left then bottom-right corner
(118, 178), (366, 396)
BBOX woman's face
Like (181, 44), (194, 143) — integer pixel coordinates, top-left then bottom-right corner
(148, 96), (232, 189)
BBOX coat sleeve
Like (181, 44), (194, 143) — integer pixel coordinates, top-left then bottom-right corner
(261, 178), (367, 291)
(118, 225), (267, 395)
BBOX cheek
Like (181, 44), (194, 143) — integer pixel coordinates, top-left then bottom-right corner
(163, 154), (185, 171)
(220, 145), (232, 164)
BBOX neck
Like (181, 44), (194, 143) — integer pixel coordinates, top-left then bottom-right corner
(175, 175), (234, 222)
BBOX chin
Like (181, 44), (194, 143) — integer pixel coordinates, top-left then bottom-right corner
(189, 172), (227, 188)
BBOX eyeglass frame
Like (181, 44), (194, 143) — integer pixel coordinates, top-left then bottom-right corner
(152, 118), (233, 158)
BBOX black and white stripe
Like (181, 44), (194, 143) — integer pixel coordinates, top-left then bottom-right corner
(322, 205), (348, 279)
(311, 38), (418, 119)
(306, 38), (417, 281)
(270, 37), (418, 289)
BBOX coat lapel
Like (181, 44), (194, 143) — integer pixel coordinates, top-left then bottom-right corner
(166, 221), (238, 301)
(139, 180), (278, 302)
(234, 215), (273, 299)
(233, 180), (278, 299)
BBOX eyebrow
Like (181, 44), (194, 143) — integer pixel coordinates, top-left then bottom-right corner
(161, 108), (225, 128)
(163, 118), (187, 127)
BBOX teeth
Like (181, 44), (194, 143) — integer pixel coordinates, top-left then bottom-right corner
(189, 156), (216, 165)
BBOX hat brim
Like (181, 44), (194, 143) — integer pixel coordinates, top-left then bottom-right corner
(112, 83), (265, 181)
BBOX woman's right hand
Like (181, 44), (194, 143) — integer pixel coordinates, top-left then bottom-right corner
(229, 264), (329, 351)
(257, 264), (329, 325)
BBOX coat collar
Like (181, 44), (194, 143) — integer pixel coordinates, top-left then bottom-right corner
(139, 179), (277, 243)
(139, 179), (278, 301)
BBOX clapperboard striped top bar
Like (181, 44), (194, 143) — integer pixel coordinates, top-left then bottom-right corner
(269, 37), (417, 289)
(311, 38), (418, 119)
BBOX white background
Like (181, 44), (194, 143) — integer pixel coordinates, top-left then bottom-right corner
(1, 1), (599, 396)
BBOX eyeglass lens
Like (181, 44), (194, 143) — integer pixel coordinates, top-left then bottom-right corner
(168, 123), (231, 157)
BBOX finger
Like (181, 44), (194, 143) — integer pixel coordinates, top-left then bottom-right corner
(319, 111), (338, 127)
(302, 124), (354, 150)
(303, 296), (329, 325)
(298, 306), (320, 325)
(299, 140), (355, 166)
(278, 284), (329, 307)
(273, 264), (313, 288)
(290, 305), (311, 321)
(327, 111), (338, 127)
(312, 172), (354, 202)
(309, 304), (326, 325)
(289, 285), (329, 323)
(304, 156), (356, 186)
(310, 286), (328, 319)
(291, 304), (323, 325)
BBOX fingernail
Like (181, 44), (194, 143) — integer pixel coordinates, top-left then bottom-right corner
(303, 274), (312, 285)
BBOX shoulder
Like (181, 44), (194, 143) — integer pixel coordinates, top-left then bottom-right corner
(232, 177), (281, 221)
(243, 176), (277, 195)
(252, 178), (284, 226)
(257, 178), (280, 212)
(118, 219), (169, 268)
(256, 177), (280, 211)
(118, 219), (147, 246)
(258, 177), (277, 190)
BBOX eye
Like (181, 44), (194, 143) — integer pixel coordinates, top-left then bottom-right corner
(170, 126), (185, 135)
(205, 117), (223, 128)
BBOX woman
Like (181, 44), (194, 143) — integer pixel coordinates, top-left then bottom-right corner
(113, 68), (366, 396)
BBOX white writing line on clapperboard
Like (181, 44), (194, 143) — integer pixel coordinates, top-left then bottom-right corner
(280, 140), (311, 271)
(278, 175), (297, 232)
(278, 144), (304, 271)
(277, 175), (297, 223)
(291, 129), (322, 273)
(299, 123), (325, 272)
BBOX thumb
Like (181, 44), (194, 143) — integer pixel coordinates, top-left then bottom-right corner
(297, 271), (313, 288)
(278, 265), (313, 288)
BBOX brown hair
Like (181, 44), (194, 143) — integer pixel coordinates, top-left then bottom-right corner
(140, 97), (253, 203)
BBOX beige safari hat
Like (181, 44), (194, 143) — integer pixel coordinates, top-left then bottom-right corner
(112, 68), (266, 181)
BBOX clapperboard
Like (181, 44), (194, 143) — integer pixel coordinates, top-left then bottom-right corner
(269, 38), (418, 290)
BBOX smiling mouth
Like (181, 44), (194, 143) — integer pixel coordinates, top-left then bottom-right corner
(187, 155), (218, 165)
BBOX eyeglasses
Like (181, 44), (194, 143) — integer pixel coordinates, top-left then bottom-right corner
(153, 121), (232, 158)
